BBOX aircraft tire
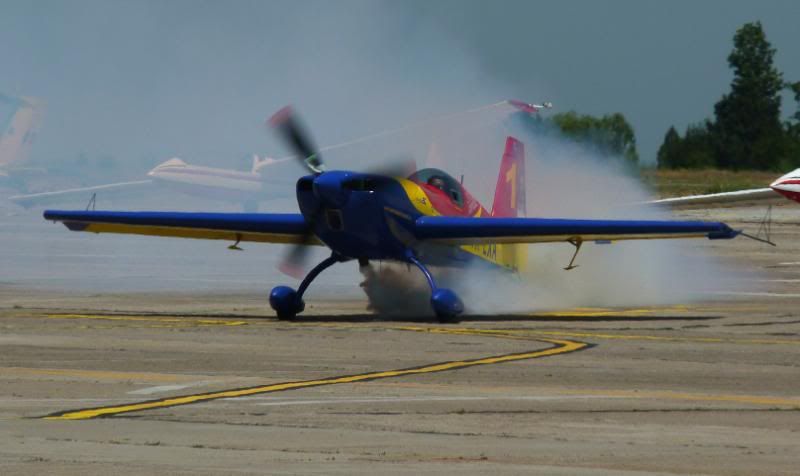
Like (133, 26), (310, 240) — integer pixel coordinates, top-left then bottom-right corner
(269, 286), (304, 320)
(430, 288), (464, 324)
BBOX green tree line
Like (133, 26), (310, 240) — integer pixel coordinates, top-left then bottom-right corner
(509, 109), (640, 164)
(658, 22), (800, 171)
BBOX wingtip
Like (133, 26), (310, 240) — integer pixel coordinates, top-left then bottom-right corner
(707, 224), (740, 240)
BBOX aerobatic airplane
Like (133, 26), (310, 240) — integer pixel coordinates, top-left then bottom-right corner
(44, 107), (741, 321)
(9, 154), (290, 210)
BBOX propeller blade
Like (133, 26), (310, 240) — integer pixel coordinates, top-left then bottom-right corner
(278, 242), (311, 280)
(268, 106), (326, 174)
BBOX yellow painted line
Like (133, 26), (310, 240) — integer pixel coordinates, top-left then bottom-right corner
(47, 314), (247, 327)
(360, 382), (800, 407)
(398, 326), (800, 346)
(566, 388), (800, 408)
(524, 330), (800, 346)
(396, 326), (528, 340)
(43, 336), (589, 420)
(533, 309), (658, 318)
(530, 304), (777, 317)
(396, 326), (533, 341)
(2, 367), (192, 382)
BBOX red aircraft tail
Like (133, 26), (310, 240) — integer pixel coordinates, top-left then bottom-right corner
(491, 136), (526, 218)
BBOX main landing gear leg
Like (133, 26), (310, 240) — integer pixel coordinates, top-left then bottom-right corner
(269, 253), (342, 320)
(405, 251), (464, 323)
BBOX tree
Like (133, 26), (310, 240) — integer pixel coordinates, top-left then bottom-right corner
(549, 111), (639, 163)
(785, 81), (800, 165)
(657, 123), (715, 169)
(710, 22), (785, 170)
(789, 81), (800, 123)
(681, 123), (716, 168)
(657, 126), (681, 168)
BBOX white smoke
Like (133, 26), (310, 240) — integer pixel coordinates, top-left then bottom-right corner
(455, 126), (743, 313)
(362, 120), (744, 315)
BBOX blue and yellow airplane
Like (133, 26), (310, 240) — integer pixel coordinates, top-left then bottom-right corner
(43, 107), (740, 321)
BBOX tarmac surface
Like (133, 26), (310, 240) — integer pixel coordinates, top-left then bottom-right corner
(1, 202), (799, 475)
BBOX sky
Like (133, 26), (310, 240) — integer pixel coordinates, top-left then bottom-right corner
(1, 0), (798, 169)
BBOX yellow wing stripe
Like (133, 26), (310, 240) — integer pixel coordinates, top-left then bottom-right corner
(82, 222), (319, 245)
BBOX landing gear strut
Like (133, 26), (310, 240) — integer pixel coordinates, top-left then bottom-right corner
(406, 251), (464, 323)
(269, 253), (343, 320)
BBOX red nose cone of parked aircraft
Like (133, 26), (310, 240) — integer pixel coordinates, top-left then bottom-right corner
(769, 168), (800, 203)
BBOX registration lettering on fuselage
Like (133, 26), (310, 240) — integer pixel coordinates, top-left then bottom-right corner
(465, 243), (497, 261)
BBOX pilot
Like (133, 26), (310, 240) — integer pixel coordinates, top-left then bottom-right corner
(427, 176), (446, 192)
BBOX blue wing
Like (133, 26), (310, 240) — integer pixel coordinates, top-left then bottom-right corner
(413, 216), (739, 244)
(43, 210), (317, 245)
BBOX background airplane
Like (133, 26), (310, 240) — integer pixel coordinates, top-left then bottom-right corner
(43, 107), (740, 321)
(649, 168), (800, 206)
(10, 99), (549, 210)
(9, 155), (292, 211)
(0, 93), (45, 181)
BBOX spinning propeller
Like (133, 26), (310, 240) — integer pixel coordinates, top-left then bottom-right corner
(268, 106), (414, 278)
(268, 107), (326, 278)
(268, 106), (326, 174)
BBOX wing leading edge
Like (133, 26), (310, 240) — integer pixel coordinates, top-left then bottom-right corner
(648, 188), (777, 207)
(43, 210), (316, 245)
(413, 216), (739, 245)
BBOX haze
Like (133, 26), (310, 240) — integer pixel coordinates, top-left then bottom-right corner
(1, 0), (798, 170)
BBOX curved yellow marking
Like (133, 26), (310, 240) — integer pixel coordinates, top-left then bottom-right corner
(396, 178), (439, 216)
(43, 329), (588, 420)
(400, 326), (800, 346)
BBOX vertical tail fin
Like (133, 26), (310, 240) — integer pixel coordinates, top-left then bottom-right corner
(491, 136), (526, 218)
(489, 137), (528, 273)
